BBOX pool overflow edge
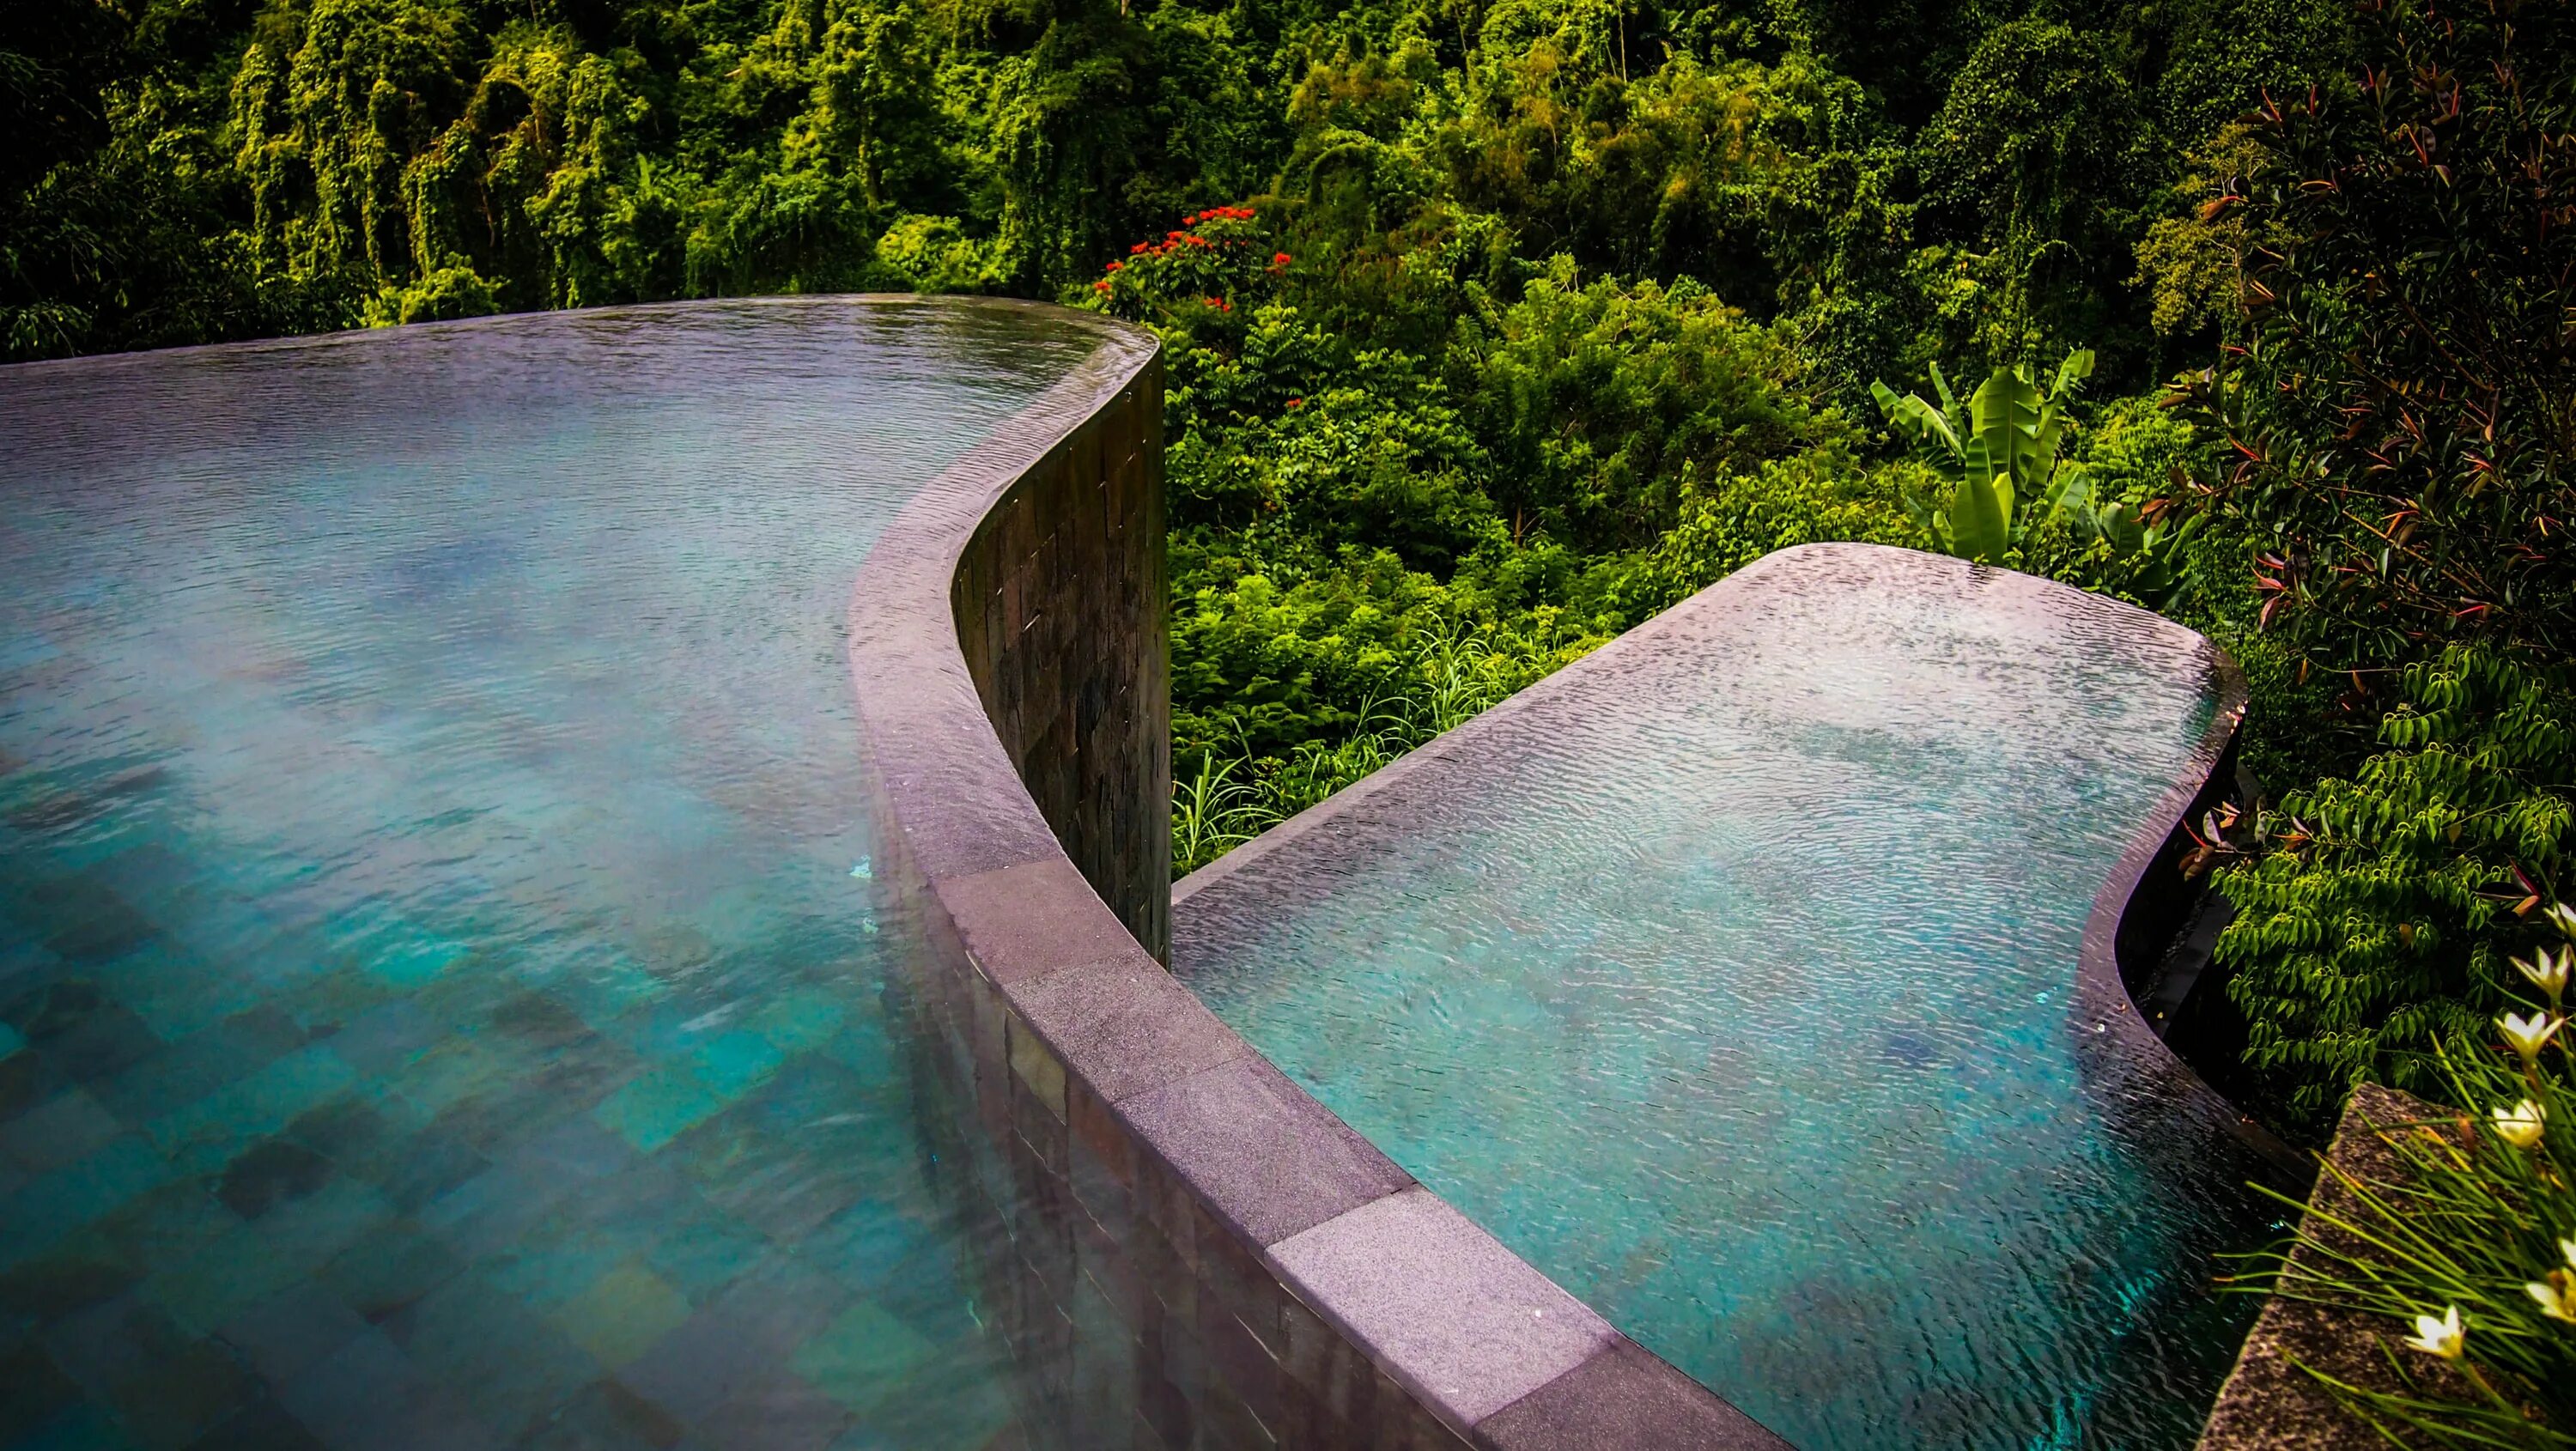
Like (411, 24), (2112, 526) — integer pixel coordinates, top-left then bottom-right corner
(844, 297), (1787, 1450)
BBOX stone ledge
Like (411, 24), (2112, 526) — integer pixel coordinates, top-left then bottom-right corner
(2198, 1083), (2444, 1450)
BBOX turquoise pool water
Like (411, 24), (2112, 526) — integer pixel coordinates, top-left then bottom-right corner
(0, 300), (1102, 1450)
(1174, 547), (2281, 1451)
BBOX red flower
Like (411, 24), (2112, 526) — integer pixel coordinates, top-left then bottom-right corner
(1104, 260), (1123, 272)
(1285, 397), (1303, 408)
(1092, 280), (1111, 292)
(1273, 252), (1291, 265)
(1130, 241), (1149, 254)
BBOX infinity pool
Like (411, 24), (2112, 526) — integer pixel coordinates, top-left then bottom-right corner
(0, 300), (1103, 1449)
(1174, 546), (2282, 1451)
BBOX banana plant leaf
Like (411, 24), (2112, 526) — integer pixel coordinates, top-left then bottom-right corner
(1869, 380), (1962, 463)
(1953, 436), (2008, 562)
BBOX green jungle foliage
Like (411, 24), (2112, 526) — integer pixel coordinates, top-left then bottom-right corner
(2166, 0), (2576, 1136)
(2217, 647), (2575, 1133)
(8, 0), (2571, 1155)
(1872, 347), (2093, 562)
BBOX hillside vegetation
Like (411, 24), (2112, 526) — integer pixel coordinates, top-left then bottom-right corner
(7, 0), (2572, 1145)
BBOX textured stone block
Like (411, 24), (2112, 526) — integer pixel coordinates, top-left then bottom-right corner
(1124, 1055), (1413, 1251)
(1002, 956), (1249, 1106)
(1474, 1337), (1789, 1450)
(1265, 1188), (1614, 1434)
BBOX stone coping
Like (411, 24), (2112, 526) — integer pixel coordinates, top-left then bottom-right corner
(2198, 1084), (2445, 1449)
(841, 296), (1782, 1448)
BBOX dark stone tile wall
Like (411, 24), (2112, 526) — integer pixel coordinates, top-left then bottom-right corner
(949, 366), (1170, 960)
(846, 301), (1783, 1450)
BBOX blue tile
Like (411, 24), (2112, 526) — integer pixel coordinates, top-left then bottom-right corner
(0, 1091), (123, 1175)
(590, 1072), (721, 1157)
(417, 1166), (571, 1263)
(316, 1224), (464, 1325)
(636, 1211), (767, 1303)
(1, 1338), (78, 1439)
(696, 1372), (850, 1451)
(149, 1047), (355, 1176)
(100, 1336), (258, 1448)
(477, 1225), (639, 1315)
(787, 1302), (933, 1410)
(214, 1283), (368, 1386)
(611, 1260), (848, 1424)
(361, 938), (466, 994)
(8, 1400), (139, 1451)
(140, 1218), (304, 1337)
(683, 1033), (781, 1102)
(313, 1000), (442, 1078)
(0, 1138), (179, 1272)
(40, 1292), (186, 1396)
(748, 992), (844, 1056)
(249, 1175), (389, 1273)
(386, 1274), (599, 1442)
(179, 1396), (328, 1451)
(504, 1378), (687, 1451)
(277, 1329), (501, 1451)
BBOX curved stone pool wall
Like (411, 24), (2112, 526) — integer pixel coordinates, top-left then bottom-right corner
(847, 307), (1783, 1448)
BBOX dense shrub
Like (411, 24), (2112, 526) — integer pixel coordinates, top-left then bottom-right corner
(2160, 0), (2576, 1135)
(2170, 0), (2575, 671)
(2219, 647), (2574, 1134)
(1079, 203), (1899, 835)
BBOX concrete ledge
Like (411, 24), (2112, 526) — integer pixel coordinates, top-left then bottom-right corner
(845, 298), (1774, 1448)
(2197, 1084), (2445, 1450)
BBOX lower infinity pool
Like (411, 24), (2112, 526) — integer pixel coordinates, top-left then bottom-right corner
(0, 299), (1103, 1449)
(1174, 545), (2283, 1451)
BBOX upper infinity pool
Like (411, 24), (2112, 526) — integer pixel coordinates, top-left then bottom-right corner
(0, 299), (1104, 1449)
(1173, 544), (2282, 1451)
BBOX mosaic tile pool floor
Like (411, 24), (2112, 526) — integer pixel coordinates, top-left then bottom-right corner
(0, 301), (1101, 1451)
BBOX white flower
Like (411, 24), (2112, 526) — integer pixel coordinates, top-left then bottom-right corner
(2561, 1237), (2576, 1273)
(2501, 1011), (2564, 1064)
(2403, 1304), (2466, 1359)
(2517, 945), (2573, 1003)
(2531, 1274), (2576, 1326)
(2493, 1099), (2546, 1149)
(2547, 901), (2576, 939)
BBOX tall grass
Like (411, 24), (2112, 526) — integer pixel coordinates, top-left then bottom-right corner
(2233, 908), (2576, 1446)
(1170, 627), (1566, 876)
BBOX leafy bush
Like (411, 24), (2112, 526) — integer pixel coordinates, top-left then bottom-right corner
(2168, 0), (2576, 671)
(2218, 647), (2575, 1134)
(1871, 349), (2094, 562)
(1078, 203), (1923, 872)
(2152, 0), (2576, 1135)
